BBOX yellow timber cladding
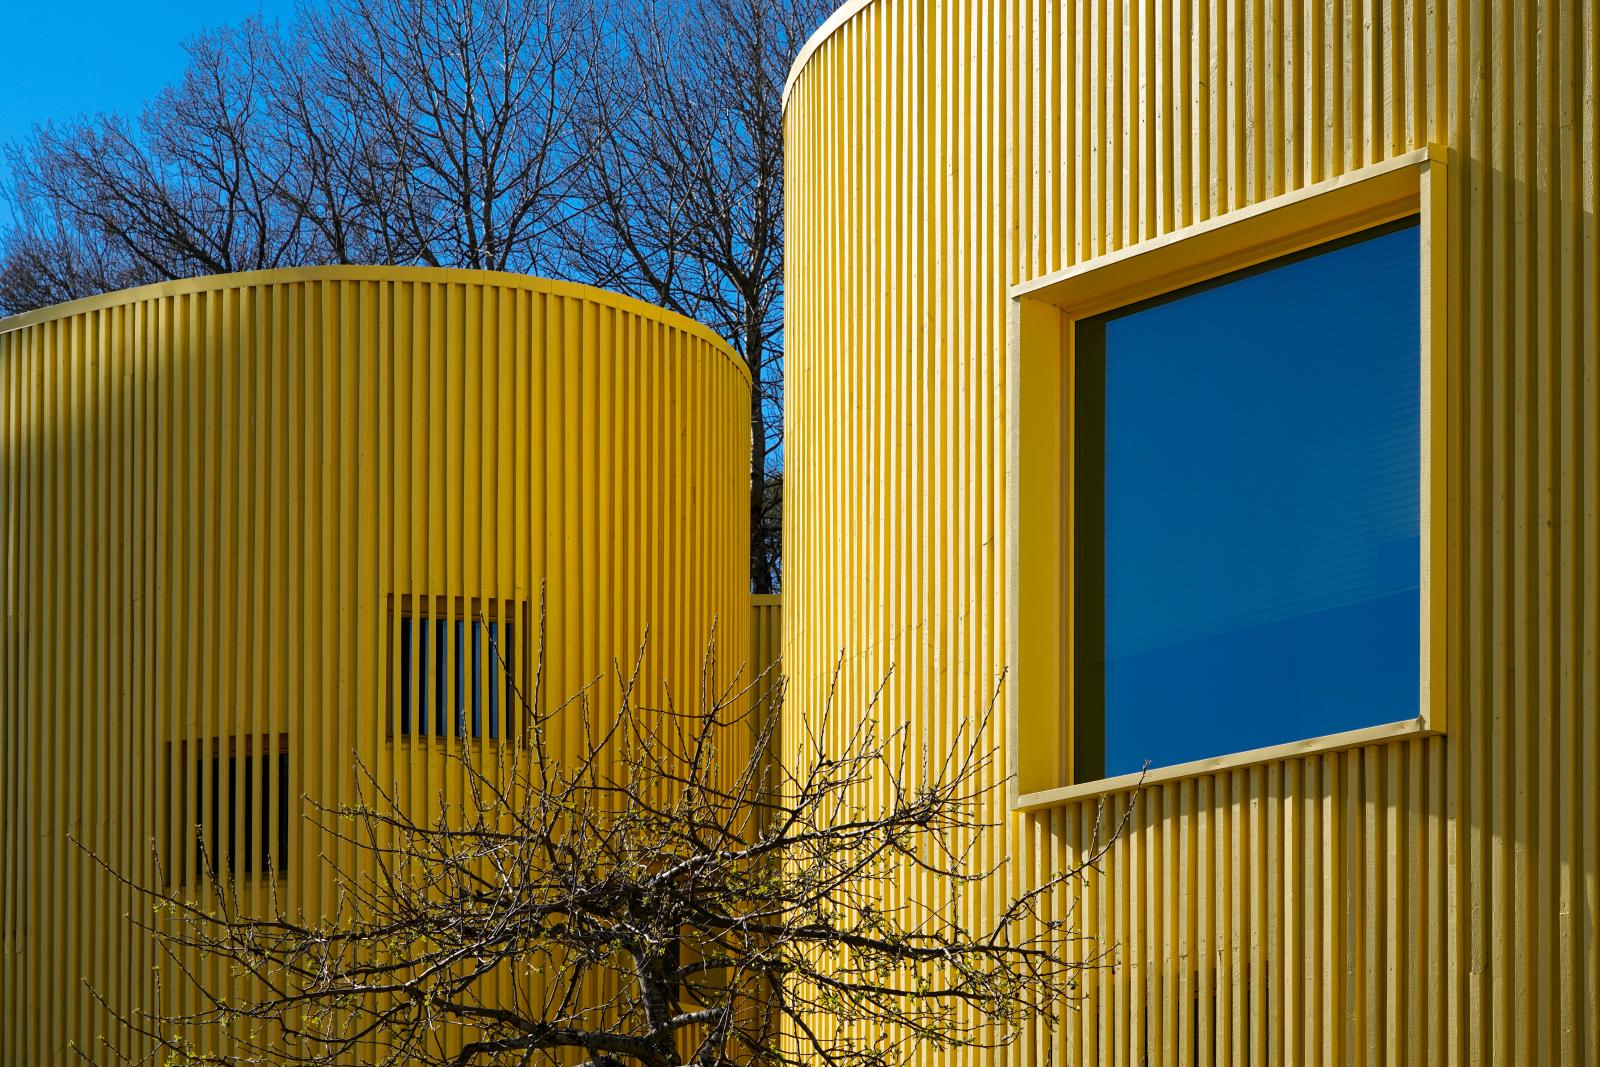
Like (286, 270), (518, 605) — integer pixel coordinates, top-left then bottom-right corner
(0, 267), (752, 1062)
(784, 1), (1596, 1066)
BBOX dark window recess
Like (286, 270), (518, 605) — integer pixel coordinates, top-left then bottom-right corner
(173, 738), (290, 884)
(391, 597), (521, 741)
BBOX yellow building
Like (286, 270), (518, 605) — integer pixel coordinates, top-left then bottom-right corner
(784, 1), (1596, 1066)
(4, 0), (1599, 1061)
(0, 267), (754, 1063)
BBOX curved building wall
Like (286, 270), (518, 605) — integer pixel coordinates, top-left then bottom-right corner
(784, 2), (1596, 1065)
(0, 267), (751, 1062)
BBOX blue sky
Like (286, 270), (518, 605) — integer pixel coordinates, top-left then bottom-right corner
(0, 0), (298, 193)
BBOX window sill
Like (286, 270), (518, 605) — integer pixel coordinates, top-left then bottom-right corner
(1012, 715), (1439, 813)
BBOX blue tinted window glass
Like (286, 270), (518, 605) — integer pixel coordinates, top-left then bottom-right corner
(1075, 219), (1421, 780)
(435, 618), (448, 738)
(471, 620), (483, 739)
(454, 618), (466, 738)
(418, 617), (430, 737)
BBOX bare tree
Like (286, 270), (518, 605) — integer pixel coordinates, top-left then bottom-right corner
(300, 0), (589, 272)
(0, 0), (589, 312)
(262, 22), (389, 267)
(83, 632), (1121, 1067)
(569, 0), (823, 594)
(0, 199), (152, 311)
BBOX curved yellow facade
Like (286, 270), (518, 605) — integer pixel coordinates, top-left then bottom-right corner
(0, 267), (751, 1063)
(785, 3), (1596, 1067)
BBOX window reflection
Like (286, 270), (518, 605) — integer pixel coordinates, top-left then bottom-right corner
(1075, 219), (1421, 780)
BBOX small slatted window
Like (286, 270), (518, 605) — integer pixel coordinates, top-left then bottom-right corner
(169, 735), (290, 884)
(389, 596), (523, 741)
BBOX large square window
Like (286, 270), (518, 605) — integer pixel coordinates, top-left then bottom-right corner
(1007, 148), (1452, 806)
(1072, 219), (1421, 780)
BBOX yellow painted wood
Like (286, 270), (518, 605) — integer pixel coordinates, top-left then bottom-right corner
(783, 0), (1599, 1063)
(0, 267), (753, 1063)
(750, 593), (783, 792)
(750, 594), (783, 691)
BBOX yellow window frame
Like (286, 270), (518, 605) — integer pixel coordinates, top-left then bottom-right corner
(1005, 145), (1454, 810)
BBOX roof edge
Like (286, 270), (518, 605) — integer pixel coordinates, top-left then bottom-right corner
(783, 0), (879, 111)
(0, 264), (750, 387)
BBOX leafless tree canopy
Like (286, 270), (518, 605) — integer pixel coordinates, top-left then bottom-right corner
(298, 0), (588, 270)
(1, 1), (587, 287)
(0, 0), (819, 590)
(85, 629), (1120, 1067)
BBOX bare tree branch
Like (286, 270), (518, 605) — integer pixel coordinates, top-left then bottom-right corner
(79, 618), (1125, 1067)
